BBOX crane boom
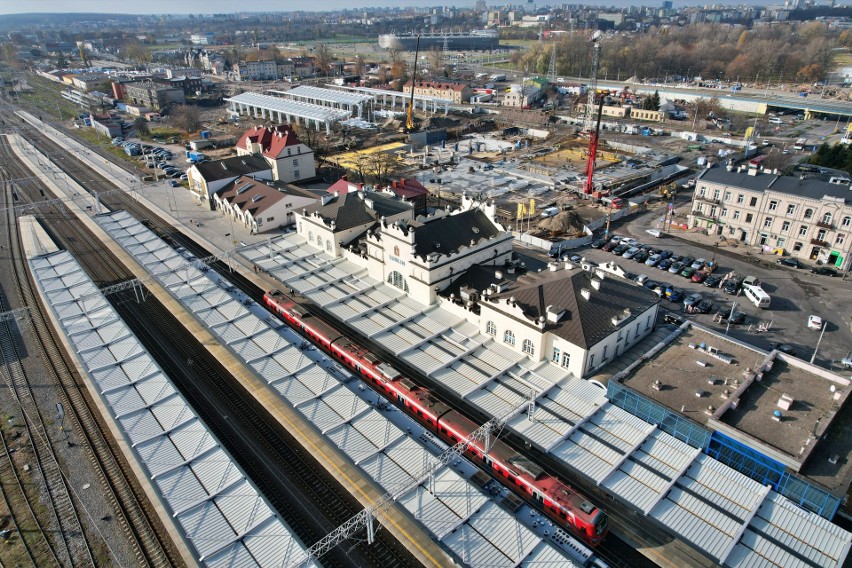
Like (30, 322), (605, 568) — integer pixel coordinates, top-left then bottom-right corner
(405, 35), (421, 133)
(582, 31), (602, 134)
(583, 95), (606, 195)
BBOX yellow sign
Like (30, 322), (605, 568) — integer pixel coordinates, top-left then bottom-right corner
(847, 122), (852, 134)
(744, 126), (754, 142)
(528, 199), (536, 216)
(517, 202), (526, 220)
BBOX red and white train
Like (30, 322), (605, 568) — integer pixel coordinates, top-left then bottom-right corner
(263, 289), (609, 546)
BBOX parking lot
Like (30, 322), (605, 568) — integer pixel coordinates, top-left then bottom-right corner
(521, 204), (852, 373)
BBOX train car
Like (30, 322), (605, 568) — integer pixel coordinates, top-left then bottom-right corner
(262, 289), (608, 545)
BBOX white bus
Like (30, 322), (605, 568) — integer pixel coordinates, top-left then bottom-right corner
(743, 284), (771, 308)
(794, 138), (807, 151)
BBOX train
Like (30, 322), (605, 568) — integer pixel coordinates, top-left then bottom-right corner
(263, 289), (609, 546)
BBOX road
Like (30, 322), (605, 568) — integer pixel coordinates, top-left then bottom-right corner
(517, 202), (852, 372)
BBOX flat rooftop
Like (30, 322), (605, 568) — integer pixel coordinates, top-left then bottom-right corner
(622, 326), (764, 426)
(622, 325), (851, 469)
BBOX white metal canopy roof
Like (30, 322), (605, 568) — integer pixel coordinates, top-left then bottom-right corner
(271, 85), (372, 106)
(239, 232), (852, 568)
(28, 249), (310, 568)
(96, 210), (581, 568)
(224, 92), (350, 123)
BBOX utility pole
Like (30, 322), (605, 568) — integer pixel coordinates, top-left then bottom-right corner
(811, 321), (827, 364)
(725, 301), (737, 335)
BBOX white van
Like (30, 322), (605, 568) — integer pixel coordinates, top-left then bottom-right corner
(743, 284), (771, 309)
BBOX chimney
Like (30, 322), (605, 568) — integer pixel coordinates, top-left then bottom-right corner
(341, 175), (348, 182)
(358, 183), (364, 191)
(400, 178), (406, 185)
(580, 288), (591, 300)
(591, 278), (602, 290)
(392, 181), (397, 188)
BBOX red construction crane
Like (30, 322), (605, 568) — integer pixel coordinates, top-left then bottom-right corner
(583, 94), (606, 195)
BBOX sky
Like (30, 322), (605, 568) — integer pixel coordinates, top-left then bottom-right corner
(0, 0), (775, 16)
(6, 1), (471, 16)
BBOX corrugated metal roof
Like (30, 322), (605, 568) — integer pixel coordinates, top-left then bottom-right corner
(241, 232), (852, 568)
(96, 212), (579, 566)
(29, 247), (311, 567)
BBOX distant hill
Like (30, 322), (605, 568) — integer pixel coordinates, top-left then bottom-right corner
(0, 13), (142, 30)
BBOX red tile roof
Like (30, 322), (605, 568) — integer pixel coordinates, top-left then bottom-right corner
(404, 80), (469, 92)
(325, 176), (364, 195)
(236, 124), (304, 160)
(386, 178), (428, 199)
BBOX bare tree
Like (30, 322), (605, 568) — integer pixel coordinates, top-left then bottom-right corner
(169, 104), (201, 133)
(133, 116), (149, 136)
(354, 54), (366, 77)
(314, 43), (333, 75)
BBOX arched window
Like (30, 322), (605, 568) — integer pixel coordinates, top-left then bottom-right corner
(842, 216), (851, 228)
(804, 208), (814, 220)
(822, 212), (833, 224)
(522, 339), (534, 355)
(504, 330), (515, 346)
(326, 240), (333, 253)
(387, 271), (410, 292)
(308, 231), (314, 243)
(486, 321), (496, 336)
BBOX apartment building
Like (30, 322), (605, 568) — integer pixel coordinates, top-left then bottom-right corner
(688, 164), (851, 270)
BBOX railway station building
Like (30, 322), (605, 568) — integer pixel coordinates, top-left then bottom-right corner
(212, 175), (317, 234)
(187, 154), (272, 209)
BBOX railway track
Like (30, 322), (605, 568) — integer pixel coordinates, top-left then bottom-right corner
(0, 135), (183, 568)
(0, 160), (95, 567)
(11, 115), (420, 566)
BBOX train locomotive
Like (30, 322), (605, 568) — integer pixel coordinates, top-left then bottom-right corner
(263, 289), (608, 546)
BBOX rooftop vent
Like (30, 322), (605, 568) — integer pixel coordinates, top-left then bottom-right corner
(590, 278), (602, 291)
(580, 288), (591, 300)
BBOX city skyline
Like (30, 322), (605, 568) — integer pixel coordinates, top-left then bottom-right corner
(0, 0), (789, 17)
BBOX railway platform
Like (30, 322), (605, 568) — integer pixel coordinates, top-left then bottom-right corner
(10, 123), (454, 568)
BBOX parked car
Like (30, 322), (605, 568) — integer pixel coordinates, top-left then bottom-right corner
(691, 271), (707, 283)
(633, 251), (650, 263)
(723, 279), (741, 295)
(169, 180), (180, 187)
(622, 247), (640, 259)
(808, 315), (823, 330)
(658, 250), (674, 260)
(770, 342), (797, 356)
(695, 300), (714, 314)
(621, 237), (638, 247)
(635, 274), (649, 285)
(591, 238), (607, 248)
(841, 352), (852, 369)
(681, 256), (695, 267)
(646, 254), (662, 267)
(811, 266), (838, 276)
(568, 254), (582, 263)
(683, 292), (703, 309)
(645, 228), (662, 238)
(669, 262), (685, 274)
(657, 258), (673, 271)
(776, 258), (803, 269)
(602, 241), (619, 252)
(643, 280), (661, 291)
(717, 309), (746, 324)
(703, 274), (723, 288)
(613, 244), (630, 255)
(690, 258), (707, 270)
(680, 267), (696, 279)
(666, 287), (684, 302)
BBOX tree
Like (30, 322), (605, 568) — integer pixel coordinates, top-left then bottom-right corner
(169, 104), (201, 133)
(55, 52), (68, 69)
(124, 42), (151, 66)
(1, 43), (19, 68)
(643, 90), (660, 110)
(354, 54), (366, 77)
(314, 43), (332, 75)
(133, 116), (149, 136)
(797, 64), (823, 83)
(427, 46), (444, 76)
(390, 60), (408, 82)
